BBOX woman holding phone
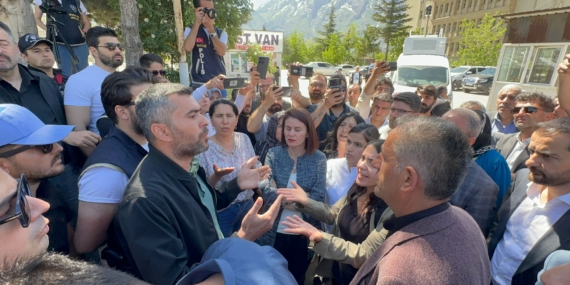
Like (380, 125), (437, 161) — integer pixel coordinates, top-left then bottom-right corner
(321, 113), (365, 159)
(258, 108), (327, 285)
(278, 140), (391, 285)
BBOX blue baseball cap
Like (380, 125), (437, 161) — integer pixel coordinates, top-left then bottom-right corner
(176, 238), (296, 285)
(0, 104), (73, 147)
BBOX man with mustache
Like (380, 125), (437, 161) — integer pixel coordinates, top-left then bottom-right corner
(64, 27), (123, 155)
(114, 83), (284, 285)
(0, 104), (75, 255)
(489, 84), (522, 134)
(488, 117), (570, 285)
(247, 75), (290, 142)
(496, 92), (555, 174)
(73, 68), (157, 262)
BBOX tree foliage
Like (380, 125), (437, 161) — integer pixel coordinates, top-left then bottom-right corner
(84, 0), (253, 61)
(314, 2), (338, 56)
(371, 0), (411, 60)
(283, 30), (308, 64)
(453, 13), (506, 66)
(322, 33), (348, 65)
(244, 43), (278, 73)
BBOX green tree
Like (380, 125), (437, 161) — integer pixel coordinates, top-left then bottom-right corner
(283, 30), (308, 64)
(304, 40), (321, 62)
(83, 0), (121, 29)
(371, 0), (412, 60)
(342, 23), (362, 64)
(359, 25), (381, 60)
(314, 2), (338, 56)
(454, 13), (506, 66)
(322, 34), (348, 65)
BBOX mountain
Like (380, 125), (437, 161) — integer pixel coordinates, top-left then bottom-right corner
(243, 0), (377, 40)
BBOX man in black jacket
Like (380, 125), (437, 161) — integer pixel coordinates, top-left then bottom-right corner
(0, 21), (100, 230)
(114, 83), (283, 285)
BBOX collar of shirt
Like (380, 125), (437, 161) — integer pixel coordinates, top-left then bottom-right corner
(526, 182), (570, 208)
(516, 132), (531, 146)
(189, 157), (201, 177)
(383, 202), (450, 235)
(493, 113), (515, 127)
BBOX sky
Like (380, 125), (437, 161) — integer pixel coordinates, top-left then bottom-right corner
(251, 0), (270, 9)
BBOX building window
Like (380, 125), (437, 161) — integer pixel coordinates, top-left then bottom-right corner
(445, 3), (449, 12)
(469, 0), (472, 8)
(526, 47), (562, 85)
(497, 46), (530, 82)
(434, 6), (438, 16)
(420, 10), (423, 17)
(463, 1), (466, 8)
(457, 0), (461, 10)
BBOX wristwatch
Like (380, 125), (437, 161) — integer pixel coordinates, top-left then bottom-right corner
(209, 33), (217, 39)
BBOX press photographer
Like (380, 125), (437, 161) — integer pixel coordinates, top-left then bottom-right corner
(33, 0), (91, 77)
(183, 0), (228, 89)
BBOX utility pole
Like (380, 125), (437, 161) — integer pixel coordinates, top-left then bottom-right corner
(424, 5), (432, 37)
(172, 0), (190, 86)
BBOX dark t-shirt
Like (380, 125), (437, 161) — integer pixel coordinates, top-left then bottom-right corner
(235, 114), (256, 146)
(36, 180), (73, 254)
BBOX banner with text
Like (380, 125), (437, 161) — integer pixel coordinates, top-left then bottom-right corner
(235, 30), (284, 53)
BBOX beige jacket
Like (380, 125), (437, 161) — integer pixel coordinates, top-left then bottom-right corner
(296, 196), (393, 278)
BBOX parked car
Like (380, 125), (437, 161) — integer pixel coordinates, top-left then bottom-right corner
(336, 64), (355, 76)
(450, 66), (486, 91)
(304, 62), (337, 76)
(462, 67), (496, 95)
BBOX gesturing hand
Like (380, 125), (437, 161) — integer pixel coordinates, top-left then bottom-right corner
(236, 156), (271, 190)
(558, 54), (570, 77)
(237, 195), (283, 241)
(276, 181), (309, 207)
(213, 163), (234, 178)
(282, 215), (323, 243)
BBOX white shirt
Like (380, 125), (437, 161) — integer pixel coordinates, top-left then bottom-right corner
(506, 132), (530, 171)
(355, 91), (374, 119)
(205, 113), (216, 137)
(365, 117), (389, 132)
(78, 143), (149, 203)
(326, 158), (357, 206)
(491, 182), (570, 285)
(64, 65), (110, 134)
(277, 173), (303, 234)
(378, 124), (391, 140)
(184, 27), (228, 44)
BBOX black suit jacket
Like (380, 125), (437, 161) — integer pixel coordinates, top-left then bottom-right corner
(496, 133), (529, 173)
(488, 169), (570, 285)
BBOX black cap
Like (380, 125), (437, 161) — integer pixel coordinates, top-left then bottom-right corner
(18, 33), (53, 53)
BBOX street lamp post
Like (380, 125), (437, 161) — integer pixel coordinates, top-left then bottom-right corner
(425, 5), (432, 37)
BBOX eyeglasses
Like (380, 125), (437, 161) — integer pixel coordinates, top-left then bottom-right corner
(0, 174), (31, 228)
(310, 82), (325, 88)
(97, 43), (124, 51)
(390, 108), (413, 115)
(512, 106), (543, 114)
(0, 144), (53, 158)
(151, 70), (166, 76)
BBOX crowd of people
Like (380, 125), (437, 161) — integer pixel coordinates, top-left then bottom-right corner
(1, 0), (570, 284)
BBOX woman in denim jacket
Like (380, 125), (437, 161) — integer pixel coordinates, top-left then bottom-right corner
(257, 108), (327, 284)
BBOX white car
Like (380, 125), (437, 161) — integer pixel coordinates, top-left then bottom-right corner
(304, 62), (337, 77)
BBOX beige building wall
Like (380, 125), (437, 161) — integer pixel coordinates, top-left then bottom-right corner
(407, 0), (423, 31)
(513, 0), (570, 12)
(408, 0), (516, 60)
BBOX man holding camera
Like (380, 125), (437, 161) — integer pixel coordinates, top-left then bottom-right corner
(33, 0), (91, 77)
(183, 0), (227, 89)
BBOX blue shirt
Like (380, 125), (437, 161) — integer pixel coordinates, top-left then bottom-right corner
(475, 149), (511, 209)
(491, 113), (517, 134)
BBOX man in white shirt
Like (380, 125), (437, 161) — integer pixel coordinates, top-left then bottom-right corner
(350, 66), (361, 85)
(73, 68), (156, 257)
(64, 27), (124, 155)
(488, 117), (570, 285)
(496, 92), (555, 174)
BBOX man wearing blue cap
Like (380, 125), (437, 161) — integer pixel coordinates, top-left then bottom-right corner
(0, 104), (75, 255)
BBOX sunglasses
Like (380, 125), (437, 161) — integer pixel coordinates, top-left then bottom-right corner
(98, 42), (124, 51)
(0, 174), (31, 228)
(512, 106), (543, 114)
(151, 70), (166, 76)
(0, 144), (53, 158)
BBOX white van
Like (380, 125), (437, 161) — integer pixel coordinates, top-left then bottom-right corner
(391, 36), (452, 101)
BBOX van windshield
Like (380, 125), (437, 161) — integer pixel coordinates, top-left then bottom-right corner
(395, 66), (449, 87)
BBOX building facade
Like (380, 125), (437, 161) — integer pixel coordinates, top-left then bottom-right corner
(409, 0), (516, 61)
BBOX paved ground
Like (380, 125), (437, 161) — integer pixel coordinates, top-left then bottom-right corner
(278, 70), (490, 110)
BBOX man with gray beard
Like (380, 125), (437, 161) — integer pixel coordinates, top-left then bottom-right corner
(114, 83), (285, 285)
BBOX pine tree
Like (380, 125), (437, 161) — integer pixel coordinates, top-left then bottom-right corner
(372, 0), (412, 60)
(315, 1), (338, 55)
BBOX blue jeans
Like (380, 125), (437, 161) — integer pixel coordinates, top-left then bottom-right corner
(57, 43), (89, 77)
(536, 250), (570, 285)
(217, 198), (254, 237)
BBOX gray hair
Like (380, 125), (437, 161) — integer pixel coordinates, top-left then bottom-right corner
(135, 83), (193, 143)
(460, 100), (487, 113)
(536, 117), (570, 151)
(445, 108), (483, 138)
(499, 84), (522, 95)
(0, 21), (14, 42)
(391, 116), (472, 200)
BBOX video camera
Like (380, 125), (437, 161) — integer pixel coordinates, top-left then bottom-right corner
(39, 0), (67, 14)
(289, 65), (314, 77)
